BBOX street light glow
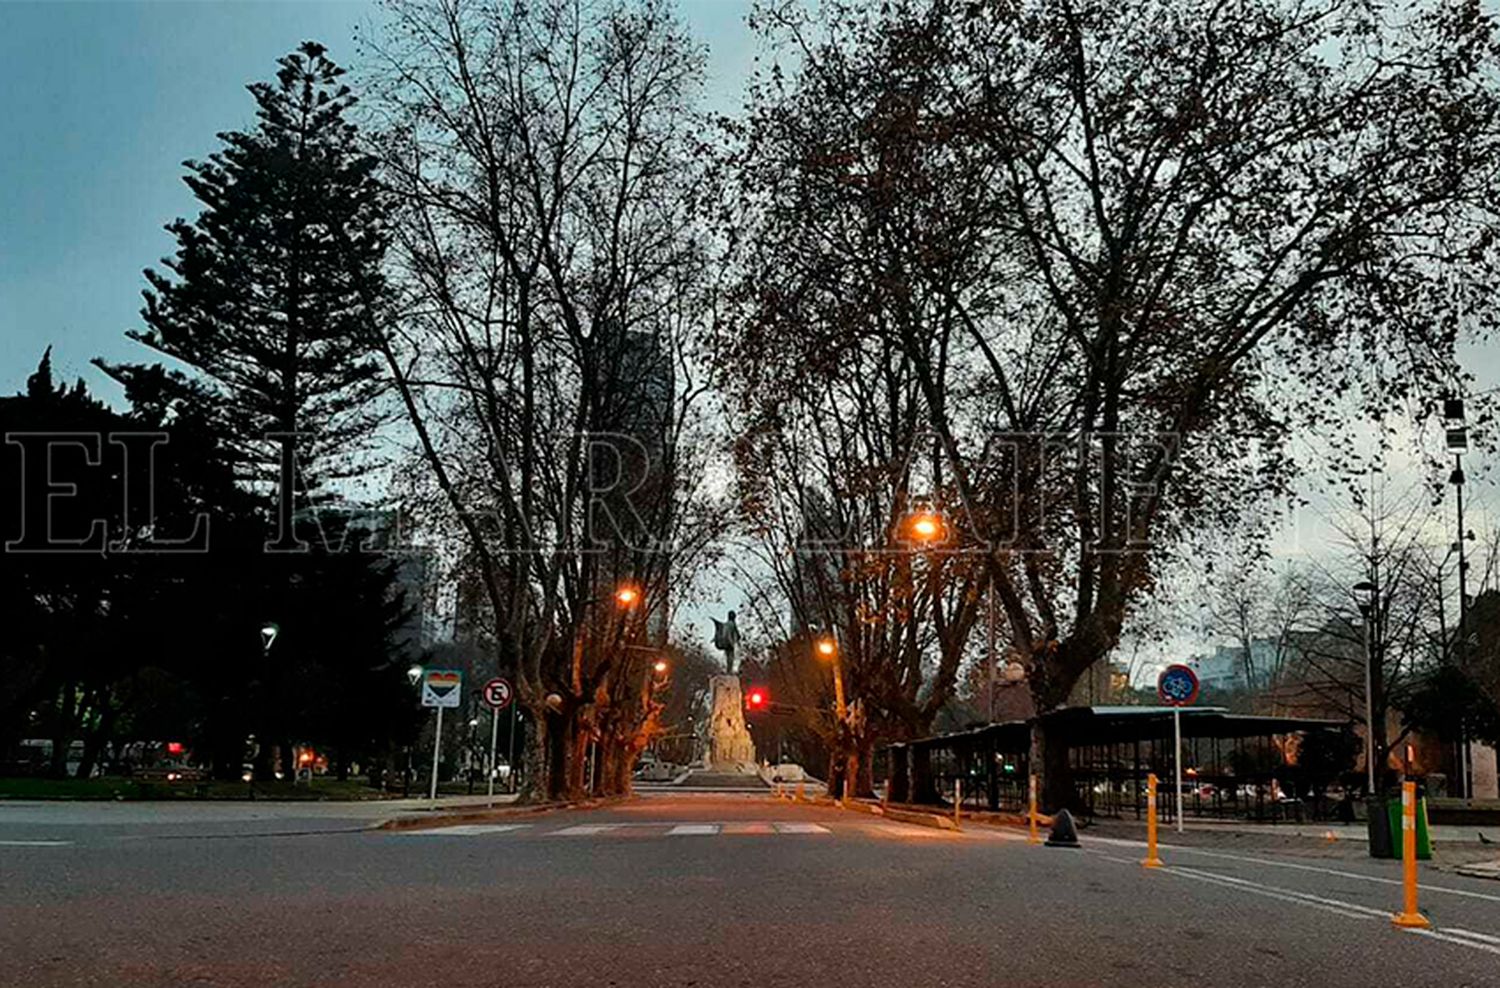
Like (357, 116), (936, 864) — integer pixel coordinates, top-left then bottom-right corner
(653, 659), (669, 674)
(905, 509), (944, 542)
(615, 585), (640, 606)
(815, 637), (837, 658)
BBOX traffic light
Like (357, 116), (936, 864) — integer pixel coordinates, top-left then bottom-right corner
(746, 687), (768, 711)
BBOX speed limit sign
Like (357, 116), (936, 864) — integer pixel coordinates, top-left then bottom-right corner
(481, 677), (513, 710)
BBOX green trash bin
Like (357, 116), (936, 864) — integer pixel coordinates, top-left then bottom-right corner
(1384, 795), (1432, 860)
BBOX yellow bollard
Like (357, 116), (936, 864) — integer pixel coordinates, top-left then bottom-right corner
(1142, 773), (1163, 869)
(1391, 780), (1431, 929)
(954, 779), (963, 828)
(1028, 773), (1042, 845)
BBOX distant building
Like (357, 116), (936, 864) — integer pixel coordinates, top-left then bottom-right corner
(1186, 638), (1281, 695)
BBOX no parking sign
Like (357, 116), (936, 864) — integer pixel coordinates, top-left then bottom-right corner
(482, 677), (513, 710)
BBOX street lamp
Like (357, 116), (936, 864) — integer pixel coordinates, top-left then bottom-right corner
(653, 658), (669, 675)
(814, 634), (850, 802)
(1353, 579), (1377, 796)
(260, 621), (279, 653)
(904, 507), (1005, 721)
(615, 584), (641, 607)
(904, 508), (945, 543)
(407, 664), (424, 686)
(1444, 395), (1473, 799)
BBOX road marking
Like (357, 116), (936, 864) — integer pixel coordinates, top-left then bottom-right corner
(864, 823), (958, 839)
(1100, 854), (1500, 959)
(773, 823), (831, 834)
(1443, 928), (1500, 946)
(721, 822), (775, 835)
(402, 825), (529, 836)
(1170, 865), (1391, 919)
(1402, 928), (1500, 957)
(551, 824), (621, 836)
(667, 824), (719, 836)
(0, 839), (71, 847)
(1160, 865), (1378, 921)
(1087, 835), (1500, 905)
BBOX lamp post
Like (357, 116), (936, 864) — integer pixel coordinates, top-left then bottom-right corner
(1444, 396), (1472, 799)
(815, 635), (849, 801)
(404, 664), (422, 798)
(904, 507), (1003, 721)
(1353, 580), (1377, 796)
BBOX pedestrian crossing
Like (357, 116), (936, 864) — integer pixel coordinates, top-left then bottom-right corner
(393, 821), (966, 845)
(390, 820), (952, 841)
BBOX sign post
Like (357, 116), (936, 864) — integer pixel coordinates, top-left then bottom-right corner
(421, 669), (463, 808)
(1156, 664), (1200, 834)
(481, 677), (514, 804)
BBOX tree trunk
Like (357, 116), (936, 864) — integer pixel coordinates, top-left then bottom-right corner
(520, 705), (550, 802)
(852, 736), (875, 798)
(1031, 719), (1075, 814)
(544, 708), (587, 802)
(888, 745), (911, 803)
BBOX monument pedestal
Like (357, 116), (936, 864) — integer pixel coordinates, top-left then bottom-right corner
(707, 674), (756, 772)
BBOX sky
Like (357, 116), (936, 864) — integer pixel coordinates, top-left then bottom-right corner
(4, 0), (1499, 674)
(0, 0), (761, 400)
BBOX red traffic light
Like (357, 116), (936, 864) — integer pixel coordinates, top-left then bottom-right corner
(165, 742), (184, 756)
(746, 688), (768, 709)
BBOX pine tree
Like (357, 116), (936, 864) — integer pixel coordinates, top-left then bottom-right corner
(99, 42), (387, 547)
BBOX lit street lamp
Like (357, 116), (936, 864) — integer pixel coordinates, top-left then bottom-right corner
(815, 635), (850, 803)
(904, 507), (1006, 722)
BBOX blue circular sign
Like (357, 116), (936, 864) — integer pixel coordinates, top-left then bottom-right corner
(1157, 664), (1200, 706)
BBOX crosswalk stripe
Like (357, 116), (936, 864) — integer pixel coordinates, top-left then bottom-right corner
(403, 824), (529, 836)
(721, 822), (775, 835)
(773, 823), (830, 834)
(0, 839), (72, 847)
(551, 824), (620, 836)
(667, 824), (719, 836)
(861, 823), (954, 839)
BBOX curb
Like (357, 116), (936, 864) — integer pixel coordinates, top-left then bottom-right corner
(374, 794), (633, 831)
(823, 797), (957, 832)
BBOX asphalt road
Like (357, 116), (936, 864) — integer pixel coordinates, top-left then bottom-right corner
(3, 794), (1499, 987)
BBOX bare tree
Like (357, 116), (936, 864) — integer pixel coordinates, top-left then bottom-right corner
(726, 342), (983, 795)
(722, 0), (1500, 808)
(364, 0), (716, 799)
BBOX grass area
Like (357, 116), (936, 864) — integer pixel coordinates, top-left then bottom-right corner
(0, 776), (399, 801)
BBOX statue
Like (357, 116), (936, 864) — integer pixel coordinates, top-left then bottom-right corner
(711, 610), (740, 674)
(703, 610), (754, 772)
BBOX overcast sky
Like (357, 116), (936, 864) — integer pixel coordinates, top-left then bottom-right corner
(4, 0), (1498, 678)
(0, 0), (760, 400)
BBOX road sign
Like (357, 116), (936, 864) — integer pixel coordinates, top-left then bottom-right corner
(1157, 664), (1200, 706)
(1156, 664), (1199, 835)
(482, 677), (513, 711)
(421, 668), (463, 708)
